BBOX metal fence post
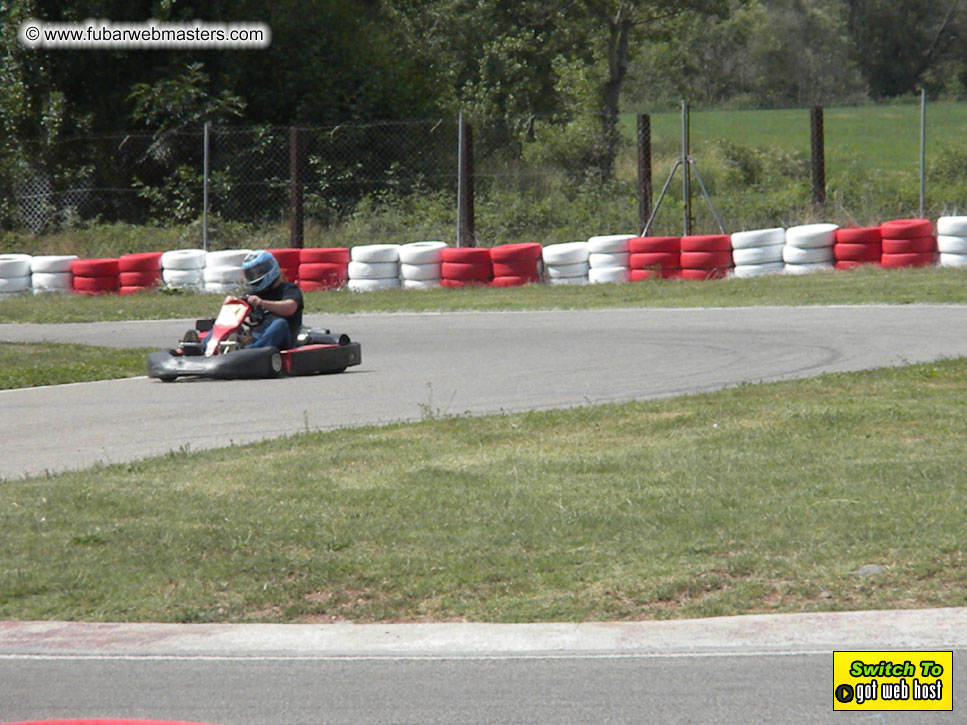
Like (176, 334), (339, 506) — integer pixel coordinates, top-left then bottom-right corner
(637, 113), (652, 234)
(920, 89), (927, 219)
(810, 106), (826, 209)
(681, 101), (691, 236)
(202, 121), (210, 251)
(456, 113), (475, 247)
(289, 126), (304, 249)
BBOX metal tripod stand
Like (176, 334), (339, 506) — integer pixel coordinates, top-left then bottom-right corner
(641, 101), (726, 237)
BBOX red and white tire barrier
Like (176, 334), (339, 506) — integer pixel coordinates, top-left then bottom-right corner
(833, 227), (882, 270)
(30, 254), (76, 294)
(118, 252), (163, 295)
(299, 247), (349, 291)
(348, 244), (401, 292)
(440, 247), (492, 288)
(587, 234), (633, 284)
(203, 249), (250, 294)
(783, 223), (836, 274)
(490, 242), (542, 287)
(399, 241), (447, 289)
(680, 234), (732, 280)
(730, 228), (784, 278)
(542, 241), (589, 285)
(161, 249), (206, 290)
(879, 218), (935, 269)
(937, 216), (967, 268)
(0, 253), (32, 298)
(628, 236), (680, 281)
(267, 247), (302, 283)
(71, 257), (119, 295)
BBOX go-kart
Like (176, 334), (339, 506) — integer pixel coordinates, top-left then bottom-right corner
(147, 296), (361, 382)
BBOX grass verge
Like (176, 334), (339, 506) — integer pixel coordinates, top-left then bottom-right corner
(2, 358), (965, 623)
(0, 342), (153, 390)
(2, 266), (967, 324)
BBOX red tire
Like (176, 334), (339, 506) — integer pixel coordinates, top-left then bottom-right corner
(119, 270), (161, 287)
(881, 236), (935, 254)
(880, 218), (933, 239)
(72, 275), (119, 292)
(880, 252), (935, 268)
(491, 274), (540, 287)
(629, 252), (680, 269)
(835, 227), (882, 244)
(490, 242), (542, 262)
(299, 262), (349, 289)
(441, 247), (491, 264)
(681, 234), (730, 252)
(72, 258), (119, 277)
(680, 250), (732, 269)
(301, 247), (350, 264)
(118, 252), (162, 272)
(492, 259), (539, 277)
(681, 267), (728, 280)
(267, 248), (302, 267)
(629, 236), (680, 254)
(441, 261), (493, 280)
(834, 242), (882, 262)
(631, 268), (681, 281)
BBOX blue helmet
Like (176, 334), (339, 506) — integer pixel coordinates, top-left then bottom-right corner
(242, 250), (281, 292)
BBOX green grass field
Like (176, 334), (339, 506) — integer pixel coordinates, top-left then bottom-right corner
(2, 358), (965, 623)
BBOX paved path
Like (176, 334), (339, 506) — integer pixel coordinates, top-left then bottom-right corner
(2, 305), (967, 480)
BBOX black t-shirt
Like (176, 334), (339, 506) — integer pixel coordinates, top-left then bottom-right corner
(256, 280), (304, 339)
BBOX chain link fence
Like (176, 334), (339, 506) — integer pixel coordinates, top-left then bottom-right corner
(4, 103), (967, 249)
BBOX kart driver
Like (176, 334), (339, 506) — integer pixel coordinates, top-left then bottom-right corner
(238, 250), (304, 350)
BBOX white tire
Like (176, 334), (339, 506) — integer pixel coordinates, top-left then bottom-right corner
(403, 278), (441, 290)
(783, 245), (834, 264)
(206, 249), (251, 267)
(937, 235), (967, 254)
(588, 266), (629, 284)
(784, 262), (834, 275)
(785, 223), (838, 249)
(588, 234), (634, 254)
(203, 265), (246, 284)
(545, 261), (590, 279)
(351, 244), (400, 263)
(0, 275), (30, 293)
(733, 262), (785, 278)
(589, 252), (630, 268)
(31, 271), (72, 290)
(31, 254), (77, 273)
(732, 244), (784, 265)
(400, 262), (442, 281)
(730, 228), (785, 249)
(348, 260), (399, 280)
(348, 277), (401, 292)
(0, 254), (32, 278)
(548, 275), (588, 285)
(161, 249), (206, 270)
(163, 268), (204, 287)
(937, 216), (967, 236)
(542, 241), (589, 265)
(939, 253), (967, 268)
(399, 241), (447, 265)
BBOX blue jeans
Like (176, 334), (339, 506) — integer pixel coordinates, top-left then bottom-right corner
(250, 317), (292, 349)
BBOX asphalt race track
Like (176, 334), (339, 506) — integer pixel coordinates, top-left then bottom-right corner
(3, 304), (967, 723)
(2, 304), (967, 480)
